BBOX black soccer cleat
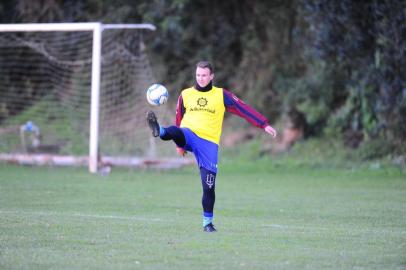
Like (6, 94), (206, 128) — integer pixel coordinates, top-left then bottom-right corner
(146, 111), (160, 137)
(203, 223), (217, 232)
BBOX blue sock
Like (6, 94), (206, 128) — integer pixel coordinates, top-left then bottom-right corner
(159, 126), (166, 137)
(203, 212), (213, 227)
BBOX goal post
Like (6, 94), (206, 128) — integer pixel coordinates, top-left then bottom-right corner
(90, 23), (102, 174)
(0, 22), (165, 173)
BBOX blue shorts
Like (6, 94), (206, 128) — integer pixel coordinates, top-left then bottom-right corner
(181, 128), (218, 173)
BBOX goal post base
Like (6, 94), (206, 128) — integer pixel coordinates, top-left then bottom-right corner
(0, 153), (195, 170)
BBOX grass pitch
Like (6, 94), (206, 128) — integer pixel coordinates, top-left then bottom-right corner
(0, 161), (405, 269)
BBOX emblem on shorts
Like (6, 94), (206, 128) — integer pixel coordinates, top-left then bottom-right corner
(197, 97), (208, 107)
(206, 174), (215, 189)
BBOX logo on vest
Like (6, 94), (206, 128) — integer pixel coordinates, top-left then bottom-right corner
(189, 97), (215, 113)
(197, 97), (208, 107)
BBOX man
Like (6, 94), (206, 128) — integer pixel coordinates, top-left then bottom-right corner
(147, 61), (277, 232)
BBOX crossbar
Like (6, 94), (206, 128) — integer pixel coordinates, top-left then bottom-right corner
(0, 22), (156, 32)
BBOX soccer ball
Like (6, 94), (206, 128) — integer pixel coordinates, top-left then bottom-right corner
(146, 84), (169, 106)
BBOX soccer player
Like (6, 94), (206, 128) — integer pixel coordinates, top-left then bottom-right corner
(147, 61), (277, 232)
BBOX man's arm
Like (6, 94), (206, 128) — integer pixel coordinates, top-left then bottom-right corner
(175, 94), (185, 127)
(175, 94), (187, 156)
(223, 89), (277, 138)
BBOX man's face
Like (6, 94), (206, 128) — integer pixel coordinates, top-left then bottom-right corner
(196, 67), (214, 88)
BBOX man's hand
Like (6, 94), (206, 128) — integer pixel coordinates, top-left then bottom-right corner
(176, 147), (187, 157)
(264, 125), (277, 138)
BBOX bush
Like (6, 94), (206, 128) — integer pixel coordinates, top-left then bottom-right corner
(355, 139), (398, 160)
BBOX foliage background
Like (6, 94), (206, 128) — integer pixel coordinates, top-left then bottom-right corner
(0, 0), (405, 159)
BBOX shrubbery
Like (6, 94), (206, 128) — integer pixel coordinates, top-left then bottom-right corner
(0, 0), (404, 158)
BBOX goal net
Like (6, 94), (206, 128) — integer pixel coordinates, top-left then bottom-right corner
(0, 23), (186, 171)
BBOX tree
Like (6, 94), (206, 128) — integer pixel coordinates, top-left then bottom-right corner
(303, 0), (406, 144)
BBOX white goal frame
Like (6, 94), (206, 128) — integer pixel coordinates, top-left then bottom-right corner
(0, 22), (156, 173)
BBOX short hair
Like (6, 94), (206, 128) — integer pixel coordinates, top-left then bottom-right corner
(196, 61), (214, 74)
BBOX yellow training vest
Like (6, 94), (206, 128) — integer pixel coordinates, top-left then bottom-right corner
(180, 86), (225, 145)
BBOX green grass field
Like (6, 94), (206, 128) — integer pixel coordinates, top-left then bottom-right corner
(0, 160), (405, 270)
